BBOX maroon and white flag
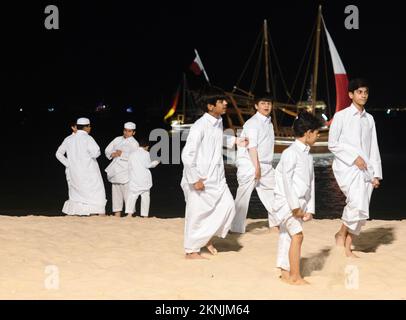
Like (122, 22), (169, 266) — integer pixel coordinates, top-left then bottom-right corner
(189, 49), (210, 83)
(323, 17), (351, 114)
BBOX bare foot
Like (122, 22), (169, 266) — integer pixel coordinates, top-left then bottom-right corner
(335, 232), (345, 247)
(126, 213), (133, 218)
(206, 243), (218, 255)
(185, 252), (208, 260)
(346, 251), (360, 258)
(288, 277), (310, 285)
(114, 212), (121, 218)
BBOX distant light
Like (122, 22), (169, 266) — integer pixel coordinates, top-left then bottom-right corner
(126, 107), (134, 113)
(48, 107), (55, 112)
(321, 113), (328, 121)
(19, 108), (23, 112)
(387, 109), (391, 114)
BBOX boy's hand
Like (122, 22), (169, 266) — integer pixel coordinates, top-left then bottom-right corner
(372, 178), (380, 189)
(111, 150), (122, 158)
(193, 179), (205, 191)
(255, 166), (261, 180)
(354, 156), (367, 170)
(236, 137), (249, 147)
(302, 213), (313, 222)
(292, 208), (306, 218)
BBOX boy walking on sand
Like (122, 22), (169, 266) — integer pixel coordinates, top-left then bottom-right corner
(273, 111), (322, 285)
(328, 78), (382, 257)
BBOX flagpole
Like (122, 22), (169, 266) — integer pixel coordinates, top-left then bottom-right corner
(194, 49), (210, 83)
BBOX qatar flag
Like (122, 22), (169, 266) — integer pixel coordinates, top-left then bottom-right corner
(189, 49), (210, 83)
(323, 17), (352, 114)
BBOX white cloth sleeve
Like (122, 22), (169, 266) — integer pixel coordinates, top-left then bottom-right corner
(369, 120), (383, 180)
(181, 126), (203, 185)
(281, 152), (301, 211)
(104, 138), (116, 160)
(328, 114), (359, 166)
(87, 137), (101, 159)
(55, 140), (69, 168)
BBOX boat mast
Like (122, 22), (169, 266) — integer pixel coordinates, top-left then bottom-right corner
(311, 5), (322, 114)
(263, 19), (279, 135)
(182, 72), (186, 121)
(263, 19), (271, 94)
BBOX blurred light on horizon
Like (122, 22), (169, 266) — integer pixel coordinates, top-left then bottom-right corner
(126, 106), (134, 113)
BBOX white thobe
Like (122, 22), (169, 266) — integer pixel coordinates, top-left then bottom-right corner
(328, 104), (382, 235)
(181, 113), (237, 253)
(125, 147), (159, 216)
(56, 130), (106, 215)
(232, 112), (277, 233)
(105, 136), (139, 212)
(273, 140), (315, 271)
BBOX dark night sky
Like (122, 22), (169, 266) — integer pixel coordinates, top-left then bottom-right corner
(1, 0), (406, 115)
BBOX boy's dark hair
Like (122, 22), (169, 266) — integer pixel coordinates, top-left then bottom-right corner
(254, 93), (273, 105)
(137, 137), (149, 148)
(76, 124), (90, 130)
(194, 85), (228, 112)
(293, 111), (323, 137)
(348, 78), (369, 92)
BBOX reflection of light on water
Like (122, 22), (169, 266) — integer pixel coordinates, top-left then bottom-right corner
(224, 151), (334, 168)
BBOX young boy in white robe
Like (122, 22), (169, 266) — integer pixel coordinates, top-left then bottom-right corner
(231, 94), (277, 233)
(273, 111), (322, 285)
(181, 86), (249, 259)
(56, 117), (107, 216)
(125, 138), (160, 218)
(105, 122), (139, 217)
(328, 78), (382, 257)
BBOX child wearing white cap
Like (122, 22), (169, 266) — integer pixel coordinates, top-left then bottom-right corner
(105, 122), (139, 217)
(56, 117), (107, 216)
(125, 138), (160, 218)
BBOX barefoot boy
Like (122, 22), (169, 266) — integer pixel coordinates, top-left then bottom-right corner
(328, 78), (382, 257)
(231, 94), (277, 233)
(273, 111), (322, 284)
(181, 86), (248, 259)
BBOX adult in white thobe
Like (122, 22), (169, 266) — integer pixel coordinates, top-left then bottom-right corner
(56, 130), (106, 215)
(105, 136), (139, 212)
(328, 103), (382, 235)
(125, 147), (159, 217)
(181, 112), (236, 254)
(232, 111), (277, 233)
(273, 140), (315, 271)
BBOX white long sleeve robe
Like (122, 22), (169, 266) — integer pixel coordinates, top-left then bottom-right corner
(128, 147), (159, 195)
(105, 136), (139, 184)
(273, 140), (315, 271)
(273, 140), (315, 224)
(181, 113), (236, 253)
(56, 130), (106, 215)
(328, 104), (382, 234)
(232, 112), (277, 232)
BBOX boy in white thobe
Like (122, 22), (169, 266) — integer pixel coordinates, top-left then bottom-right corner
(328, 78), (382, 257)
(125, 139), (160, 218)
(105, 122), (139, 217)
(56, 117), (106, 216)
(274, 111), (322, 285)
(181, 86), (248, 259)
(231, 94), (277, 233)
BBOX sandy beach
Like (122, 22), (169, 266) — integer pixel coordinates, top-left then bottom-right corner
(0, 216), (405, 299)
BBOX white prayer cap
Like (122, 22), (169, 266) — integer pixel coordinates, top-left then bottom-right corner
(76, 117), (90, 125)
(124, 122), (136, 130)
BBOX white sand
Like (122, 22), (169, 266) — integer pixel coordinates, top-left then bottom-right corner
(0, 216), (405, 299)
